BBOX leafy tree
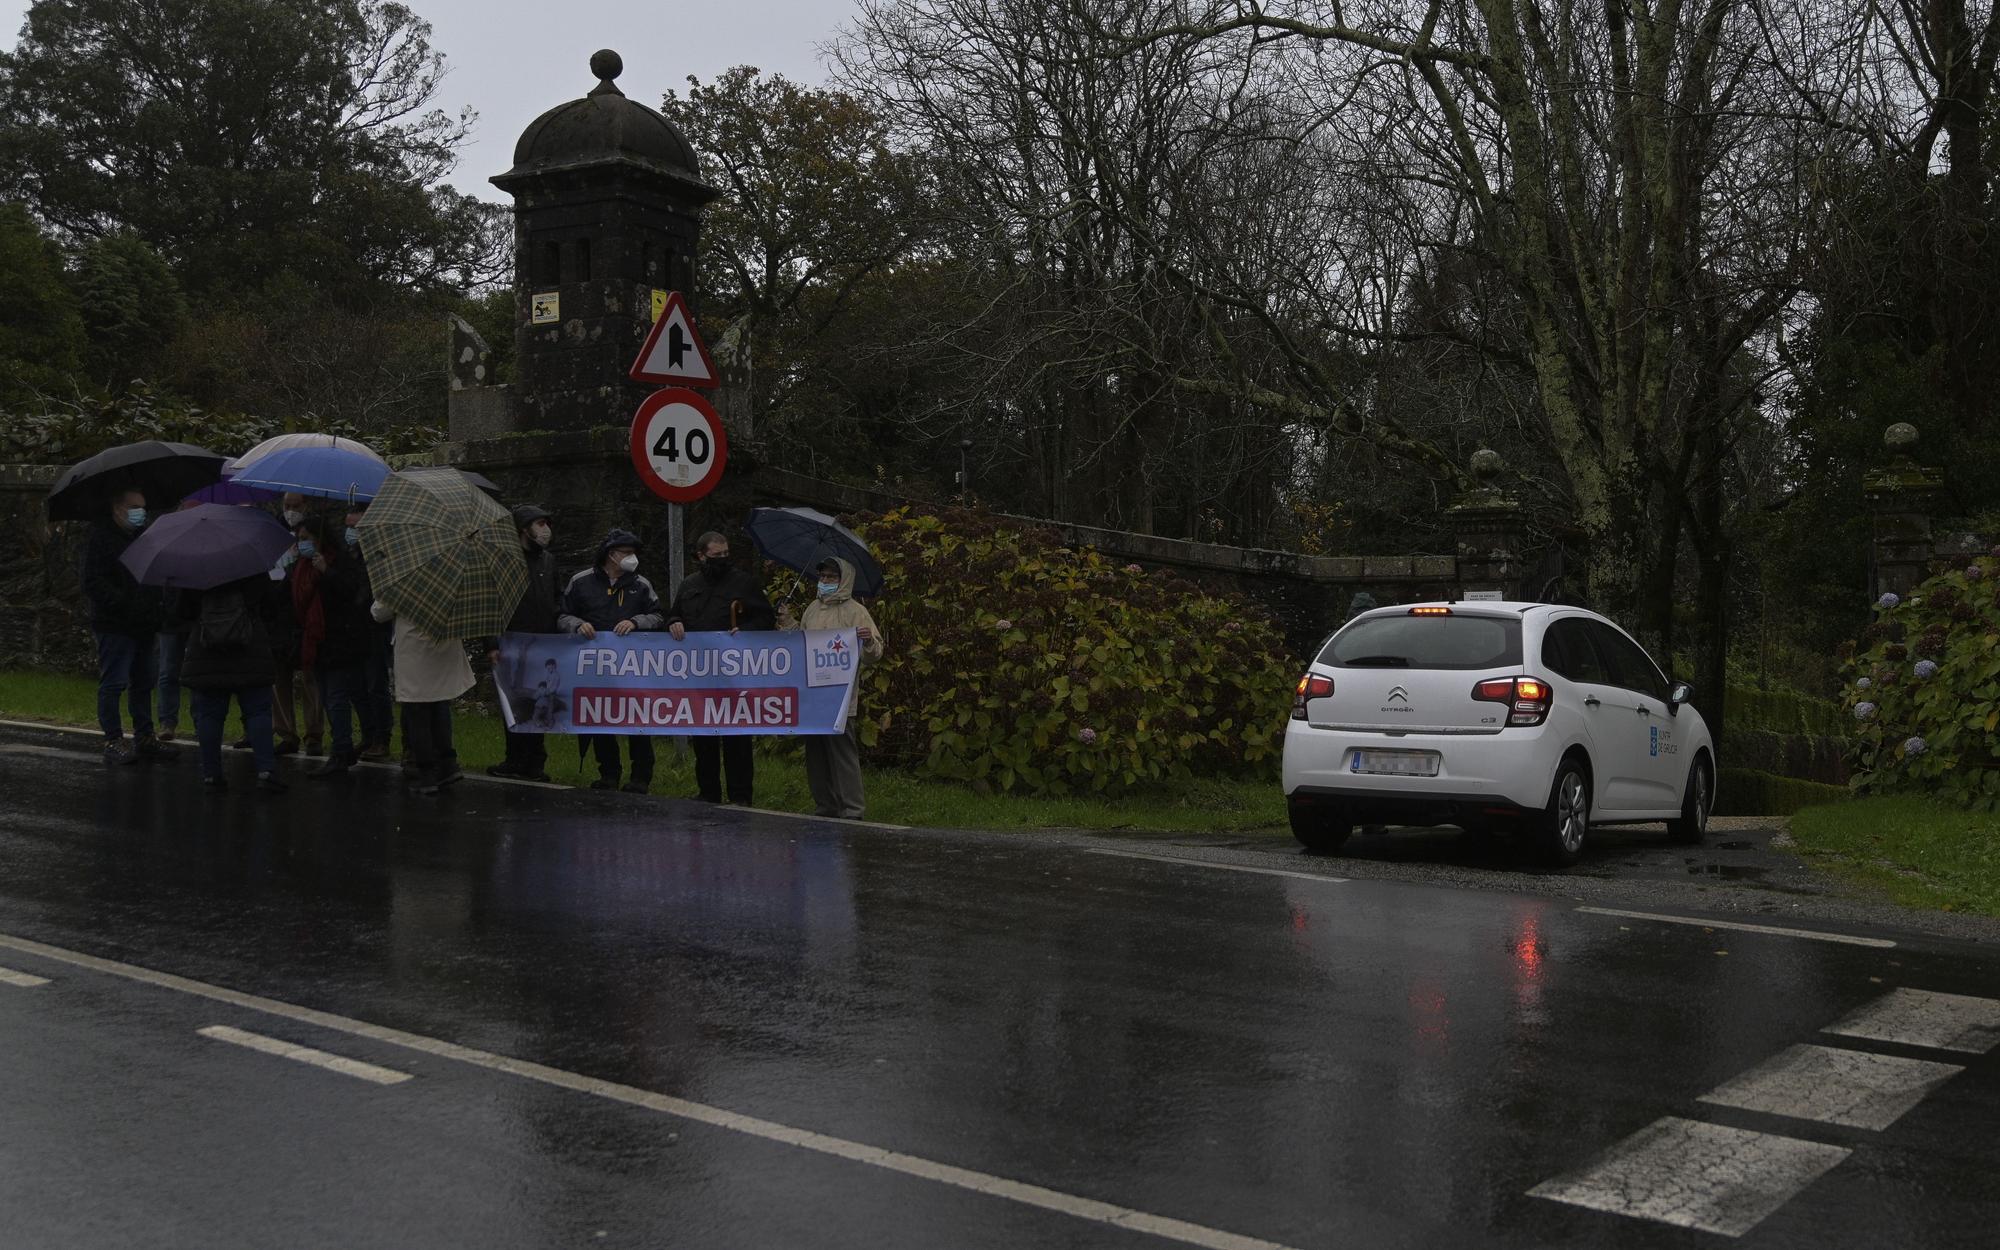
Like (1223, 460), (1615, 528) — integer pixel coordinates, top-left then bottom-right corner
(72, 230), (186, 391)
(0, 200), (86, 405)
(0, 0), (487, 301)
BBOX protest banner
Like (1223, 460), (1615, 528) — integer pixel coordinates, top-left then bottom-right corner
(493, 630), (860, 736)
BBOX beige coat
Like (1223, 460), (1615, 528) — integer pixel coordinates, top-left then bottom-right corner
(798, 558), (884, 665)
(370, 600), (474, 704)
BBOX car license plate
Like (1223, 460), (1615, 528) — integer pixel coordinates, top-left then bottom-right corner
(1350, 750), (1441, 777)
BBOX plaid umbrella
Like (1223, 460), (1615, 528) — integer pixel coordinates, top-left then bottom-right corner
(357, 468), (527, 639)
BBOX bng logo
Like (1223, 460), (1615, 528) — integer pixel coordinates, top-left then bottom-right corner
(807, 634), (855, 687)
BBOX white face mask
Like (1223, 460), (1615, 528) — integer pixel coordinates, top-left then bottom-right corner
(616, 554), (639, 574)
(282, 509), (305, 527)
(530, 523), (552, 547)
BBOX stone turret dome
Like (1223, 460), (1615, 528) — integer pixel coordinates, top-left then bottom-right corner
(493, 50), (712, 195)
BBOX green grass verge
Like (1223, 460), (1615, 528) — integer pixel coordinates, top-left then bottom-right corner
(0, 668), (1287, 836)
(1790, 796), (2000, 917)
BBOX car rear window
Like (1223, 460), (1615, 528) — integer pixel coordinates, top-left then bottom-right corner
(1317, 613), (1522, 671)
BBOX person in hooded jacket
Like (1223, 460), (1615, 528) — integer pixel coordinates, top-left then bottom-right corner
(784, 556), (885, 819)
(370, 597), (474, 794)
(557, 528), (664, 792)
(667, 530), (777, 805)
(290, 513), (375, 776)
(487, 504), (562, 782)
(177, 573), (286, 791)
(81, 487), (172, 765)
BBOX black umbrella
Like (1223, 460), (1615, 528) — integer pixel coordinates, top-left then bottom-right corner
(457, 469), (505, 498)
(47, 441), (228, 522)
(744, 506), (884, 597)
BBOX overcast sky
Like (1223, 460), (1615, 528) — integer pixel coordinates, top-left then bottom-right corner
(0, 0), (848, 203)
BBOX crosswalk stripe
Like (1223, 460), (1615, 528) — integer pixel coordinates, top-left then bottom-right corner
(1697, 1043), (1962, 1131)
(1822, 987), (2000, 1055)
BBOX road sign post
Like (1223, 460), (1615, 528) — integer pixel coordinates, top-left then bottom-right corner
(628, 292), (723, 606)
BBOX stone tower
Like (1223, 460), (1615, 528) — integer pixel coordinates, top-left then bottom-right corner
(487, 49), (718, 432)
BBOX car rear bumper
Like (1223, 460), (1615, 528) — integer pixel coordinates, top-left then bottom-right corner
(1281, 723), (1554, 811)
(1286, 785), (1535, 827)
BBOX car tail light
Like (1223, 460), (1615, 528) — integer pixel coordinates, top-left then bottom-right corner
(1292, 673), (1334, 720)
(1473, 676), (1553, 727)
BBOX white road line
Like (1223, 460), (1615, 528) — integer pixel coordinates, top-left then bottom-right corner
(1085, 848), (1349, 885)
(0, 931), (1296, 1250)
(1574, 906), (1897, 948)
(1823, 988), (2000, 1055)
(1697, 1043), (1962, 1131)
(1528, 1116), (1850, 1237)
(0, 965), (51, 987)
(197, 1024), (413, 1086)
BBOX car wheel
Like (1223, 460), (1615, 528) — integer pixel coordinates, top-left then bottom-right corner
(1666, 757), (1712, 845)
(1289, 805), (1352, 855)
(1536, 760), (1590, 867)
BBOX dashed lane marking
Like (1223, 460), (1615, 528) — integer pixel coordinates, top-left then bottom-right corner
(1084, 848), (1348, 885)
(0, 965), (50, 987)
(1822, 987), (2000, 1055)
(198, 1024), (413, 1086)
(1697, 1043), (1963, 1131)
(1528, 1116), (1850, 1237)
(1575, 906), (1897, 948)
(0, 931), (1298, 1250)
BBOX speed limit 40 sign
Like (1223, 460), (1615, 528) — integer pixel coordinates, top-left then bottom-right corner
(629, 388), (729, 503)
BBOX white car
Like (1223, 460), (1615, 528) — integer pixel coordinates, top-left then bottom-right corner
(1281, 601), (1715, 865)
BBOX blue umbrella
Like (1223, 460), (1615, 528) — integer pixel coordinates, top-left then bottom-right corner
(118, 503), (296, 590)
(184, 471), (280, 506)
(228, 446), (389, 502)
(743, 506), (883, 597)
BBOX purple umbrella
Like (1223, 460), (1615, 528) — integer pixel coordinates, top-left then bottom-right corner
(119, 503), (296, 590)
(184, 474), (280, 506)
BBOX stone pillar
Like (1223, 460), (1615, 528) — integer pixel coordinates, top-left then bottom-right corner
(1862, 422), (1943, 601)
(1447, 449), (1526, 601)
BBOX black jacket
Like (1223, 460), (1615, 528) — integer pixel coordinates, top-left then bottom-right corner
(178, 577), (280, 690)
(557, 567), (664, 633)
(80, 520), (165, 637)
(306, 553), (375, 668)
(667, 565), (777, 633)
(508, 544), (562, 633)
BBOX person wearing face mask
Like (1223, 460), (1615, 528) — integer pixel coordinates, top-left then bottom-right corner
(262, 492), (324, 758)
(486, 504), (562, 783)
(80, 487), (172, 764)
(790, 557), (885, 819)
(557, 527), (664, 792)
(290, 514), (373, 777)
(665, 530), (777, 805)
(342, 503), (394, 762)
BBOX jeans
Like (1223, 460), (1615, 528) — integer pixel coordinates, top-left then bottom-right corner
(193, 686), (274, 778)
(590, 734), (653, 785)
(156, 632), (185, 729)
(316, 662), (364, 757)
(402, 701), (458, 782)
(94, 630), (158, 742)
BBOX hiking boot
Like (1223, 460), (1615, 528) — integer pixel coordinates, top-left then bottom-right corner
(357, 742), (389, 762)
(157, 726), (177, 743)
(135, 735), (177, 761)
(104, 740), (139, 766)
(254, 772), (288, 793)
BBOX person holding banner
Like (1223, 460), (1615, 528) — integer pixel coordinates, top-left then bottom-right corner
(788, 557), (885, 819)
(557, 528), (665, 792)
(487, 504), (562, 783)
(667, 530), (777, 806)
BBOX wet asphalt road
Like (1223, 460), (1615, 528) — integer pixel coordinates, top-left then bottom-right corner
(1, 722), (1996, 1249)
